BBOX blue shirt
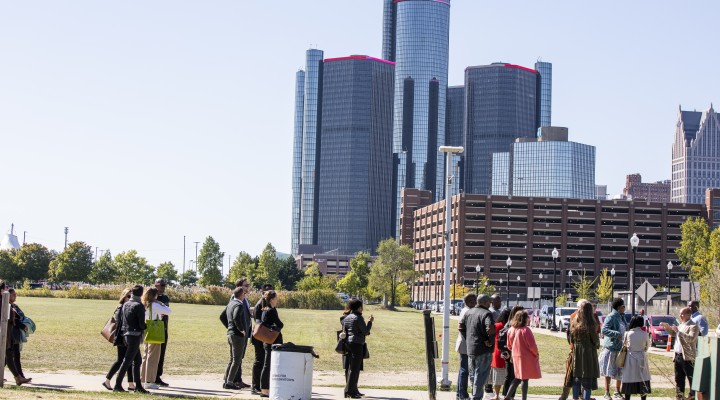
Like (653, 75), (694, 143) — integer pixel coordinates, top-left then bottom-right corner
(692, 311), (708, 336)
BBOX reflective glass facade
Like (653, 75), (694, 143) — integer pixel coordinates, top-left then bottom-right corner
(317, 57), (394, 255)
(391, 0), (451, 236)
(491, 152), (509, 195)
(672, 106), (720, 204)
(291, 69), (305, 255)
(381, 0), (396, 62)
(511, 141), (596, 199)
(299, 49), (324, 247)
(535, 61), (552, 128)
(446, 86), (464, 196)
(464, 63), (538, 195)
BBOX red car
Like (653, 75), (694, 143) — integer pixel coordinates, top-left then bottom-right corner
(647, 315), (678, 347)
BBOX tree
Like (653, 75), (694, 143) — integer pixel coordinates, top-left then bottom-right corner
(277, 256), (304, 290)
(556, 293), (568, 307)
(257, 243), (281, 288)
(368, 238), (415, 308)
(571, 270), (596, 301)
(114, 250), (155, 285)
(699, 259), (720, 324)
(337, 252), (372, 297)
(595, 268), (614, 304)
(156, 261), (179, 283)
(49, 241), (93, 282)
(0, 250), (19, 283)
(14, 243), (54, 281)
(228, 251), (260, 287)
(197, 236), (224, 286)
(89, 251), (116, 284)
(179, 270), (198, 286)
(475, 275), (496, 296)
(676, 217), (711, 281)
(296, 262), (333, 291)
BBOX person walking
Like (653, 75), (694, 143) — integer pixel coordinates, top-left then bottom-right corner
(662, 307), (699, 400)
(599, 298), (626, 400)
(104, 288), (134, 391)
(502, 306), (523, 397)
(153, 278), (171, 387)
(505, 310), (541, 400)
(223, 287), (249, 390)
(251, 283), (274, 395)
(489, 308), (510, 400)
(455, 293), (477, 400)
(259, 290), (283, 398)
(570, 302), (599, 400)
(458, 294), (495, 400)
(621, 316), (651, 400)
(114, 285), (147, 393)
(688, 301), (708, 337)
(140, 287), (171, 389)
(5, 288), (32, 386)
(232, 278), (253, 389)
(341, 299), (373, 399)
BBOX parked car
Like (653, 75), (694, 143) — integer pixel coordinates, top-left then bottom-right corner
(336, 292), (350, 302)
(555, 307), (576, 331)
(539, 305), (556, 329)
(647, 315), (678, 347)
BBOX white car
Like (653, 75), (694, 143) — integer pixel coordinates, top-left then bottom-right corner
(554, 307), (576, 331)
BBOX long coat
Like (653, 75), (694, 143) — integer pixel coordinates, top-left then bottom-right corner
(507, 326), (541, 379)
(622, 327), (650, 383)
(570, 324), (600, 380)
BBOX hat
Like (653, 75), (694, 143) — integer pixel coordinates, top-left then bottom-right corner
(154, 278), (167, 285)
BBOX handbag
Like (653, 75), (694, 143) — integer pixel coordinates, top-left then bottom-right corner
(253, 323), (280, 344)
(615, 334), (628, 368)
(335, 323), (348, 354)
(363, 343), (370, 359)
(144, 303), (166, 344)
(101, 314), (117, 343)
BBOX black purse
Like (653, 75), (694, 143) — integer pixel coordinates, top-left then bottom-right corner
(363, 343), (370, 359)
(335, 324), (348, 354)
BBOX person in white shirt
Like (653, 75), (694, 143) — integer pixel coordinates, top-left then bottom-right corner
(140, 287), (171, 389)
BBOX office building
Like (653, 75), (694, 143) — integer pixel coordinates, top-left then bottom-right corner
(707, 188), (720, 229)
(290, 69), (305, 255)
(535, 61), (552, 128)
(623, 174), (671, 202)
(409, 194), (704, 302)
(596, 185), (608, 200)
(464, 63), (538, 195)
(446, 86), (464, 196)
(399, 188), (434, 246)
(672, 105), (720, 204)
(491, 127), (595, 199)
(316, 56), (395, 255)
(387, 0), (451, 236)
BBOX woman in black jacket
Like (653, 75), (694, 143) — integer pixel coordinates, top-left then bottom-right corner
(341, 299), (374, 399)
(259, 290), (283, 398)
(103, 288), (134, 391)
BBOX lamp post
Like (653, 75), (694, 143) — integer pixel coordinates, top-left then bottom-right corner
(538, 273), (544, 310)
(505, 257), (512, 308)
(436, 270), (442, 312)
(551, 248), (559, 331)
(452, 267), (457, 300)
(475, 264), (481, 295)
(667, 261), (673, 315)
(516, 275), (521, 304)
(630, 233), (640, 315)
(439, 145), (464, 390)
(567, 270), (573, 303)
(610, 267), (616, 302)
(499, 278), (503, 299)
(425, 272), (430, 308)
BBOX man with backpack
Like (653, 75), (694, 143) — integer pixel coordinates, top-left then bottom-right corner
(459, 294), (495, 400)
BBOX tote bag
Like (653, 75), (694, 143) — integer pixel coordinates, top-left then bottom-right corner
(144, 303), (166, 344)
(101, 314), (116, 343)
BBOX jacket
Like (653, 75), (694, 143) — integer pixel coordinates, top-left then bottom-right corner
(601, 309), (625, 351)
(491, 321), (506, 368)
(455, 306), (470, 355)
(621, 327), (650, 383)
(121, 298), (147, 336)
(508, 326), (541, 379)
(226, 299), (247, 337)
(570, 322), (600, 380)
(673, 320), (699, 362)
(261, 307), (284, 344)
(459, 305), (495, 355)
(146, 301), (171, 321)
(342, 312), (372, 345)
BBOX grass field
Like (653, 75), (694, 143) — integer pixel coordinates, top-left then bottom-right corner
(14, 297), (675, 380)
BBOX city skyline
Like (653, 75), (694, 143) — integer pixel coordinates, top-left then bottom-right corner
(2, 1), (720, 266)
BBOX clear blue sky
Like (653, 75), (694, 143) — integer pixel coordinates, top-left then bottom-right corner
(2, 1), (718, 268)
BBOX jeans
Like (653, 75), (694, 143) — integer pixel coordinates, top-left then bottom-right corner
(468, 353), (492, 400)
(260, 343), (274, 390)
(156, 327), (168, 379)
(457, 353), (469, 399)
(503, 359), (516, 396)
(573, 382), (592, 400)
(5, 343), (23, 378)
(345, 342), (364, 395)
(506, 378), (529, 400)
(115, 335), (142, 390)
(251, 338), (265, 390)
(106, 345), (133, 383)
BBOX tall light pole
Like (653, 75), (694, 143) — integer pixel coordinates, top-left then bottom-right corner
(630, 233), (640, 315)
(439, 145), (463, 391)
(505, 256), (512, 308)
(64, 227), (69, 249)
(538, 273), (544, 310)
(194, 241), (200, 271)
(551, 248), (559, 331)
(452, 267), (457, 301)
(475, 264), (481, 295)
(436, 270), (442, 311)
(425, 272), (430, 307)
(567, 270), (573, 303)
(610, 267), (616, 302)
(516, 275), (521, 304)
(667, 261), (673, 315)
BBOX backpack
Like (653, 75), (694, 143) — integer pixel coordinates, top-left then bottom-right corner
(497, 325), (510, 354)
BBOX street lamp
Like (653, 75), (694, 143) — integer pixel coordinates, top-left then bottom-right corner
(630, 233), (640, 315)
(516, 275), (521, 304)
(452, 267), (457, 300)
(551, 248), (559, 331)
(436, 270), (442, 312)
(425, 272), (430, 308)
(538, 273), (544, 310)
(610, 267), (616, 302)
(567, 270), (573, 303)
(667, 261), (673, 315)
(505, 257), (512, 308)
(439, 145), (464, 391)
(475, 264), (481, 295)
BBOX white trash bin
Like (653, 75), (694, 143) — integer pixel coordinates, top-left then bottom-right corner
(269, 344), (314, 400)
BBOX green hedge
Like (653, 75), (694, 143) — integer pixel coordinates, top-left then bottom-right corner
(15, 285), (343, 310)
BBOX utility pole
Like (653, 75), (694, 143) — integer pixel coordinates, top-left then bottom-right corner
(64, 227), (69, 249)
(194, 241), (200, 271)
(23, 231), (26, 245)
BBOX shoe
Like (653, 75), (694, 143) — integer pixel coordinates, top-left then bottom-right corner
(154, 378), (169, 387)
(135, 387), (150, 394)
(145, 382), (159, 389)
(223, 383), (241, 390)
(345, 394), (363, 399)
(603, 394), (612, 400)
(113, 386), (126, 392)
(251, 388), (261, 395)
(236, 381), (251, 389)
(260, 394), (269, 398)
(613, 393), (623, 400)
(102, 381), (112, 391)
(14, 377), (30, 386)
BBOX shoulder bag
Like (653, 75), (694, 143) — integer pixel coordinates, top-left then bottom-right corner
(615, 332), (628, 368)
(253, 322), (279, 344)
(335, 321), (348, 354)
(101, 311), (117, 343)
(145, 303), (166, 344)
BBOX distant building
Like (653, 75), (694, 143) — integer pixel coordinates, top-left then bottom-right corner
(446, 86), (465, 196)
(399, 188), (433, 246)
(596, 185), (608, 200)
(707, 188), (720, 229)
(623, 174), (671, 202)
(535, 61), (552, 128)
(0, 225), (20, 251)
(671, 105), (720, 204)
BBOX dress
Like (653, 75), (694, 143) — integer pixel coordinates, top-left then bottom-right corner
(621, 327), (651, 395)
(599, 310), (625, 379)
(570, 324), (599, 391)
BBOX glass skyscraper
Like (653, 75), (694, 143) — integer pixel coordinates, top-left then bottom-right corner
(464, 63), (538, 195)
(535, 61), (552, 128)
(387, 0), (451, 236)
(291, 69), (305, 255)
(672, 105), (720, 204)
(316, 56), (394, 255)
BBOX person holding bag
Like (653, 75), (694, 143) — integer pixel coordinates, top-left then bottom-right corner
(5, 289), (31, 386)
(342, 298), (373, 399)
(621, 316), (651, 400)
(103, 288), (134, 391)
(140, 287), (171, 390)
(259, 290), (283, 398)
(114, 285), (147, 393)
(570, 302), (600, 400)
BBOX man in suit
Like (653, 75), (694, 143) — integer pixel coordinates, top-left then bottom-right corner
(223, 287), (248, 390)
(232, 278), (253, 388)
(154, 278), (170, 387)
(663, 307), (700, 400)
(251, 283), (274, 395)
